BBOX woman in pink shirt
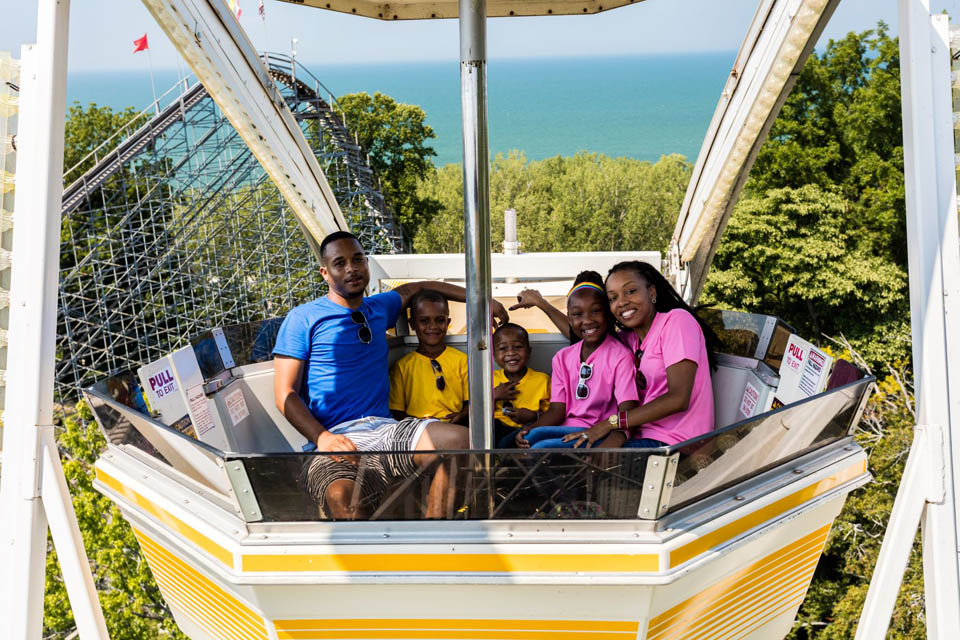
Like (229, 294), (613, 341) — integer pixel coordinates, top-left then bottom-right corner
(516, 272), (639, 449)
(604, 261), (720, 447)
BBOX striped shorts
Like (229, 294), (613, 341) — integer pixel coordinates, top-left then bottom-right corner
(302, 416), (431, 511)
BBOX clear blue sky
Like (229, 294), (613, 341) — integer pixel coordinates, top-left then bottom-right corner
(2, 0), (959, 71)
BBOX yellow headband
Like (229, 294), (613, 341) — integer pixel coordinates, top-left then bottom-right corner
(567, 281), (605, 297)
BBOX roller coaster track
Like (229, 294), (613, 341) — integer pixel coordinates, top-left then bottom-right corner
(60, 54), (401, 249)
(55, 54), (401, 399)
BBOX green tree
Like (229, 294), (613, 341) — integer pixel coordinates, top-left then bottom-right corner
(414, 151), (691, 254)
(702, 185), (909, 365)
(43, 403), (186, 639)
(63, 103), (145, 181)
(337, 92), (440, 245)
(747, 23), (905, 264)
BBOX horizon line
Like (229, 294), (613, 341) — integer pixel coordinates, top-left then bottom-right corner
(66, 49), (740, 73)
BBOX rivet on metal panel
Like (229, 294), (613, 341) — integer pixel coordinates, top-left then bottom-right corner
(652, 460), (659, 467)
(383, 533), (390, 538)
(643, 508), (650, 513)
(793, 468), (804, 474)
(666, 482), (673, 488)
(735, 495), (745, 501)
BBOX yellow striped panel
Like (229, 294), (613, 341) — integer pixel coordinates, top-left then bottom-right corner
(242, 551), (660, 573)
(274, 618), (638, 640)
(133, 528), (270, 640)
(97, 467), (234, 568)
(669, 459), (866, 568)
(648, 524), (831, 640)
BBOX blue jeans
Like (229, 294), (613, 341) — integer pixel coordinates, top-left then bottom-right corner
(624, 438), (668, 449)
(524, 426), (588, 449)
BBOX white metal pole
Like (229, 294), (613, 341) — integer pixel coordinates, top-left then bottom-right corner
(459, 0), (494, 450)
(0, 0), (108, 637)
(856, 2), (960, 637)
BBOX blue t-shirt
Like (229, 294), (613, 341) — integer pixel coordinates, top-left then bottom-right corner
(272, 291), (403, 428)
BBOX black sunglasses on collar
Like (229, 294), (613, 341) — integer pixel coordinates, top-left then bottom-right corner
(350, 310), (372, 344)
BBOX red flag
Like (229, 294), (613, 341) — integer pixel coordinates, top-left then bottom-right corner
(133, 34), (149, 54)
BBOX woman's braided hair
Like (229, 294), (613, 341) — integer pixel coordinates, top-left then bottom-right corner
(606, 261), (722, 370)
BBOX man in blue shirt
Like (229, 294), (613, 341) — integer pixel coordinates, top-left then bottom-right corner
(273, 231), (507, 519)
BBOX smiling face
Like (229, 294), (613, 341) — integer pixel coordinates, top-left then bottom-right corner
(567, 289), (609, 347)
(606, 269), (657, 331)
(411, 299), (450, 348)
(320, 237), (369, 299)
(493, 327), (531, 374)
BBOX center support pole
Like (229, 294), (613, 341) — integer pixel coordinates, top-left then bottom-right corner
(459, 0), (494, 450)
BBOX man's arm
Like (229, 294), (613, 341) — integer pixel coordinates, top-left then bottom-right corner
(273, 355), (357, 454)
(393, 281), (509, 326)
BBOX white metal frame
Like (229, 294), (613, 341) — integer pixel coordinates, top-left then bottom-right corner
(855, 3), (960, 638)
(0, 1), (109, 637)
(670, 0), (841, 302)
(3, 0), (960, 637)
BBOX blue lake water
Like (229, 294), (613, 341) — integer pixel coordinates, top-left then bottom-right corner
(66, 53), (735, 166)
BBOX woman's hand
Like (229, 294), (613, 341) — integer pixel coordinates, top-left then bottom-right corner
(509, 289), (547, 311)
(561, 422), (615, 448)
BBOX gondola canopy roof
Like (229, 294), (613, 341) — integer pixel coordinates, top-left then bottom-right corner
(276, 0), (642, 20)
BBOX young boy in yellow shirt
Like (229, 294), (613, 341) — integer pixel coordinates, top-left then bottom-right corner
(492, 323), (551, 448)
(389, 289), (469, 425)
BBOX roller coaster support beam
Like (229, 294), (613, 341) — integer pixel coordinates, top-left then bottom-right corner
(140, 0), (350, 257)
(460, 0), (495, 450)
(856, 4), (960, 638)
(669, 0), (841, 303)
(0, 1), (110, 638)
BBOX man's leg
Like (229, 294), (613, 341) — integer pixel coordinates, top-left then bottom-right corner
(324, 478), (363, 520)
(413, 421), (468, 518)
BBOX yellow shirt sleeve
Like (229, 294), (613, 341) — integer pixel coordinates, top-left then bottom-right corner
(388, 359), (407, 413)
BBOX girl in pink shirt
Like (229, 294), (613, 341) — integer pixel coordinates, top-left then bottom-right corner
(516, 272), (639, 449)
(604, 261), (720, 447)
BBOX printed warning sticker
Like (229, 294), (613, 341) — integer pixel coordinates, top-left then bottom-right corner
(798, 348), (827, 397)
(225, 388), (250, 426)
(186, 384), (216, 436)
(740, 381), (760, 418)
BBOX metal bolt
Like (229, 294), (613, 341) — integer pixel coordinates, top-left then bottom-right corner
(648, 484), (655, 490)
(734, 495), (745, 501)
(642, 507), (650, 513)
(383, 533), (390, 538)
(633, 532), (640, 538)
(666, 482), (673, 488)
(652, 460), (659, 466)
(793, 468), (804, 474)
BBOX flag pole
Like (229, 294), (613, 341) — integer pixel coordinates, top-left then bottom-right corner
(146, 47), (159, 115)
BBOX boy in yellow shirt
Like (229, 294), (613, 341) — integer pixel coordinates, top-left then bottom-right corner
(389, 289), (469, 424)
(492, 323), (551, 448)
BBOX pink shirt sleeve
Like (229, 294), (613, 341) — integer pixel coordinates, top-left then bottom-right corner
(612, 348), (641, 405)
(550, 351), (569, 406)
(660, 310), (705, 369)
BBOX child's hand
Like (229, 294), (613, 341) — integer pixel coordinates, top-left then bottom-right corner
(514, 428), (531, 448)
(443, 410), (469, 426)
(493, 381), (519, 402)
(509, 289), (546, 311)
(508, 407), (538, 425)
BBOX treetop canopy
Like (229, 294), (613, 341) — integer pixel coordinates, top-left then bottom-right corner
(276, 0), (641, 20)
